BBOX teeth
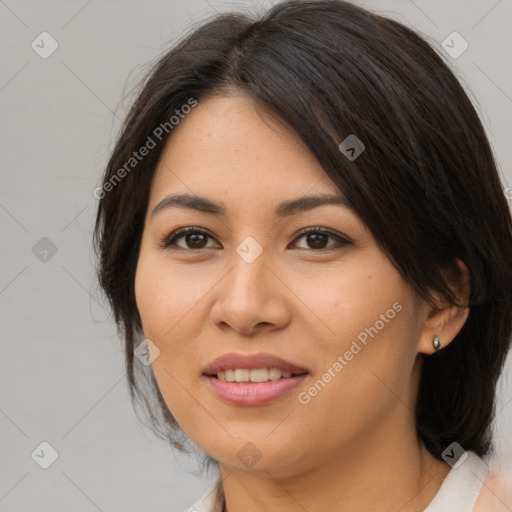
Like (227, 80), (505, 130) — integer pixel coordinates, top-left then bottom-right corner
(249, 368), (268, 382)
(268, 368), (282, 380)
(234, 369), (250, 382)
(216, 368), (296, 382)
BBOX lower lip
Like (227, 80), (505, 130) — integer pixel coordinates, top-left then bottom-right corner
(204, 374), (308, 406)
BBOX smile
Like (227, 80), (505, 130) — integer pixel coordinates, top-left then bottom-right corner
(203, 352), (310, 406)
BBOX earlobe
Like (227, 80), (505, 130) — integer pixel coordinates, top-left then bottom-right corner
(417, 259), (471, 355)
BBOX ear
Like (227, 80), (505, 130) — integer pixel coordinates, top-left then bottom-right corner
(416, 259), (471, 355)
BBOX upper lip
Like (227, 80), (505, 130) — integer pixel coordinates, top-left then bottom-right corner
(203, 353), (309, 376)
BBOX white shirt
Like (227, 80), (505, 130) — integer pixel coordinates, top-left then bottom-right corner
(184, 450), (488, 512)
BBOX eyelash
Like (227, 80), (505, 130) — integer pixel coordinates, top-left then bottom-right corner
(159, 226), (351, 252)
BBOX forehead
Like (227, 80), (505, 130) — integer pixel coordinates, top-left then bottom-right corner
(149, 94), (340, 203)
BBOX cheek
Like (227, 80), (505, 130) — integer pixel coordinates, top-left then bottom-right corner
(134, 254), (212, 417)
(134, 253), (206, 342)
(291, 303), (420, 460)
(294, 264), (419, 407)
(290, 258), (405, 350)
(134, 260), (198, 429)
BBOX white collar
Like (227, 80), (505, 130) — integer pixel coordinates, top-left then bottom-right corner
(187, 477), (223, 512)
(423, 450), (488, 512)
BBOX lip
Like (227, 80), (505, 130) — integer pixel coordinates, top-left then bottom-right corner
(203, 352), (309, 406)
(204, 374), (308, 406)
(203, 352), (309, 375)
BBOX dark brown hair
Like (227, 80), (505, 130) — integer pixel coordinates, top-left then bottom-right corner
(93, 0), (512, 461)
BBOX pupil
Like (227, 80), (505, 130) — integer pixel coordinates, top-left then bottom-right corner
(188, 233), (207, 248)
(308, 233), (327, 249)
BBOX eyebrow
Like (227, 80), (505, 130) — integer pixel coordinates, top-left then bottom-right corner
(150, 193), (352, 219)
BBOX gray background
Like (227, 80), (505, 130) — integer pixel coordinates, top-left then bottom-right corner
(1, 0), (511, 510)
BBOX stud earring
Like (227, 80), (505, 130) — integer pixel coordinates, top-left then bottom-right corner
(433, 335), (441, 351)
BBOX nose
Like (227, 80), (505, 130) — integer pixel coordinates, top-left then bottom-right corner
(209, 248), (292, 337)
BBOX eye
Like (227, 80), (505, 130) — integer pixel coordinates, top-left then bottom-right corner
(160, 227), (218, 250)
(291, 227), (350, 251)
(159, 227), (351, 252)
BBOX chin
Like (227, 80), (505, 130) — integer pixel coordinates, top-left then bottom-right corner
(207, 436), (310, 476)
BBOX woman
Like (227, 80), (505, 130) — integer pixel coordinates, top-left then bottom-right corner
(93, 1), (512, 510)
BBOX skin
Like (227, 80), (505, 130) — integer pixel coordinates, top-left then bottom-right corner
(474, 473), (512, 511)
(134, 93), (474, 511)
(475, 471), (512, 512)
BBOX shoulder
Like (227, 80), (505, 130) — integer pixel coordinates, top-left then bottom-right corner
(473, 470), (512, 512)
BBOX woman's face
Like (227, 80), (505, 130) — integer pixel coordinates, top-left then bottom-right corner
(135, 93), (432, 477)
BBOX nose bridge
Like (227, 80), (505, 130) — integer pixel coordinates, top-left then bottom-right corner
(226, 238), (269, 301)
(211, 237), (289, 334)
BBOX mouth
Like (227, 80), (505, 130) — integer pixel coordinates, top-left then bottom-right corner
(203, 352), (310, 406)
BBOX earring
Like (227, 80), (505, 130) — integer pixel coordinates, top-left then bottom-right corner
(433, 335), (441, 351)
